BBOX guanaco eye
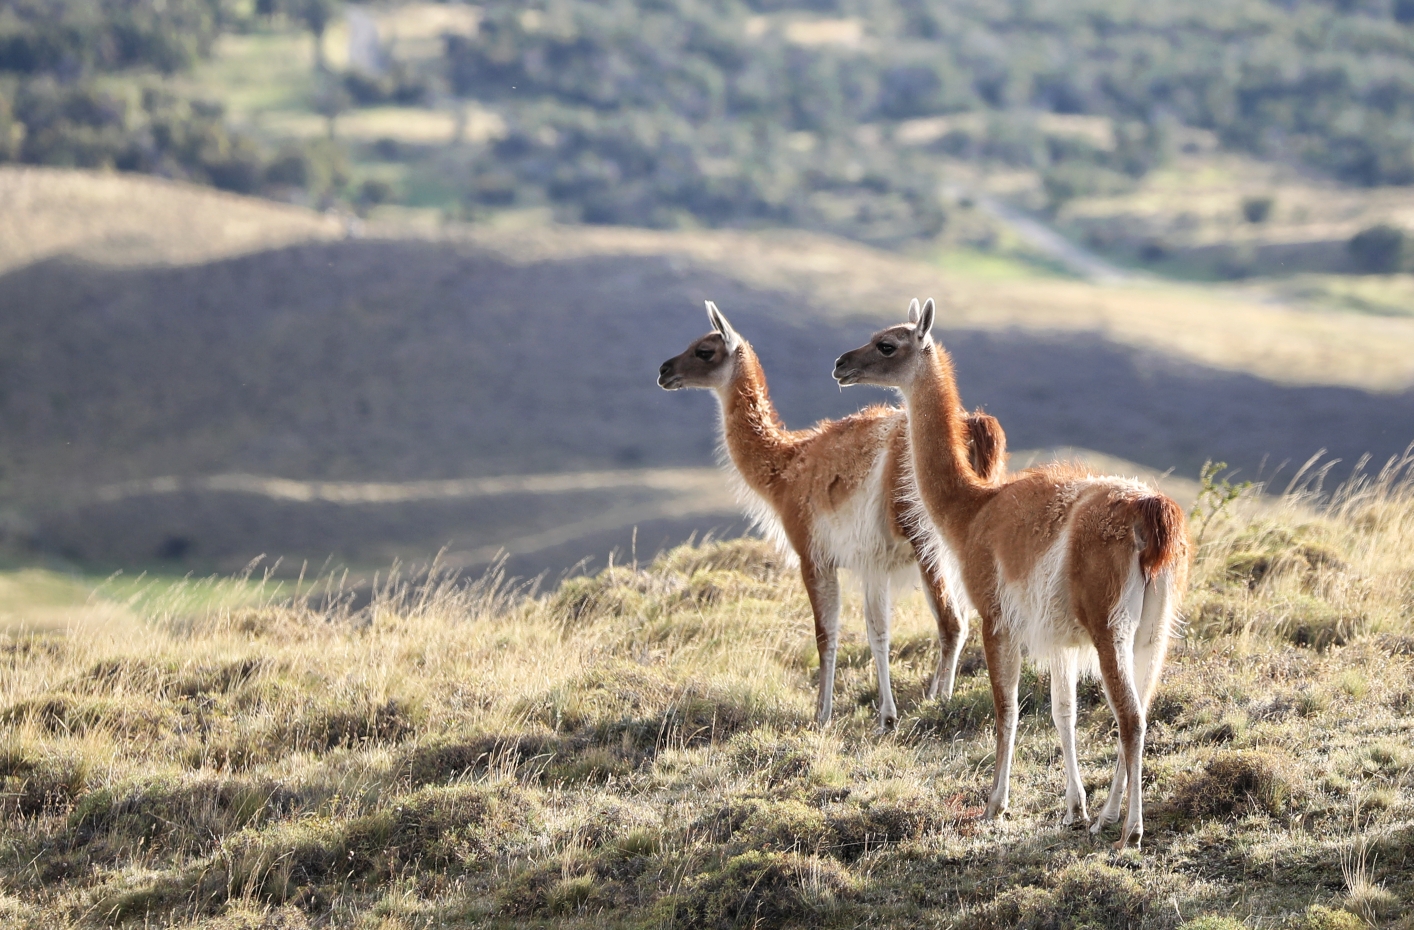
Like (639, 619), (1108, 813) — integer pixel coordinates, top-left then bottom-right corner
(695, 348), (715, 361)
(877, 342), (896, 356)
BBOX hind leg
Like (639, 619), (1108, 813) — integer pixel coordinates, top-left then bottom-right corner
(1090, 675), (1126, 831)
(983, 619), (1023, 819)
(921, 566), (968, 701)
(1050, 651), (1089, 826)
(863, 576), (897, 733)
(1089, 578), (1148, 849)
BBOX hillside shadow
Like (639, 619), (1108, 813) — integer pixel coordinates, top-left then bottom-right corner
(1, 237), (1411, 572)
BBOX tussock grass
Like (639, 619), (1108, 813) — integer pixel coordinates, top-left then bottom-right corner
(4, 471), (1414, 927)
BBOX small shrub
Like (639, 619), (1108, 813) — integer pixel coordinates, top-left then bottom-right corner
(903, 683), (993, 741)
(977, 861), (1153, 929)
(1179, 918), (1247, 930)
(280, 697), (420, 751)
(725, 730), (813, 784)
(1222, 525), (1347, 593)
(615, 828), (663, 858)
(172, 658), (268, 698)
(669, 850), (858, 929)
(1345, 883), (1402, 924)
(1276, 598), (1366, 652)
(66, 776), (290, 858)
(398, 732), (561, 786)
(521, 663), (774, 751)
(212, 783), (543, 908)
(737, 799), (829, 853)
(1361, 740), (1413, 776)
(547, 745), (633, 784)
(1296, 904), (1365, 930)
(653, 537), (787, 582)
(1338, 671), (1369, 700)
(358, 178), (395, 206)
(545, 874), (599, 915)
(201, 905), (311, 929)
(1241, 195), (1274, 223)
(1, 752), (89, 816)
(1, 693), (172, 739)
(1198, 710), (1249, 745)
(824, 790), (962, 861)
(1296, 689), (1329, 718)
(1349, 224), (1410, 273)
(1169, 751), (1296, 824)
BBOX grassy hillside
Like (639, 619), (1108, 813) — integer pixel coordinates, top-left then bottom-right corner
(5, 167), (1414, 574)
(3, 464), (1414, 928)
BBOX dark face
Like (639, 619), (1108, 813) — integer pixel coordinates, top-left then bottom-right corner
(833, 322), (928, 389)
(658, 332), (735, 390)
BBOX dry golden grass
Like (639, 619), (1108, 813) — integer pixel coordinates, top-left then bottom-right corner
(4, 461), (1414, 928)
(260, 107), (505, 146)
(1058, 151), (1414, 252)
(0, 168), (343, 275)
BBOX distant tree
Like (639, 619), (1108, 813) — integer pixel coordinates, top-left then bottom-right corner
(313, 78), (352, 138)
(1348, 225), (1409, 274)
(294, 0), (341, 72)
(1242, 196), (1274, 224)
(359, 177), (394, 206)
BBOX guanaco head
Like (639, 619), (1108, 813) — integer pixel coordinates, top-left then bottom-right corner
(658, 300), (742, 391)
(833, 297), (936, 390)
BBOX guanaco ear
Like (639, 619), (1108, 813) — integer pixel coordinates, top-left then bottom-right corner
(907, 298), (921, 324)
(705, 300), (741, 352)
(915, 298), (935, 343)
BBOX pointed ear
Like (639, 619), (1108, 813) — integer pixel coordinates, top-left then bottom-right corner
(915, 298), (935, 342)
(907, 298), (921, 324)
(705, 300), (741, 352)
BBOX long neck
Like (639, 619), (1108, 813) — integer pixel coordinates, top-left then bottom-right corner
(716, 344), (794, 494)
(903, 344), (993, 539)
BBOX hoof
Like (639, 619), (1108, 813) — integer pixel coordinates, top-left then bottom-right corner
(1062, 812), (1090, 829)
(872, 716), (897, 736)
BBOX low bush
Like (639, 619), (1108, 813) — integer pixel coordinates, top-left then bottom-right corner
(668, 850), (859, 929)
(973, 860), (1154, 930)
(1169, 751), (1297, 824)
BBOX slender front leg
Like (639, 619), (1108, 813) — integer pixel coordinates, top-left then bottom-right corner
(983, 620), (1022, 819)
(800, 555), (841, 727)
(921, 566), (967, 701)
(862, 575), (897, 733)
(1050, 651), (1089, 826)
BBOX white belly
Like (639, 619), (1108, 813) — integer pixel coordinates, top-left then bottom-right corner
(995, 526), (1097, 668)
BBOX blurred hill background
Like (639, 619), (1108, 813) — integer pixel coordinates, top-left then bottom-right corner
(3, 0), (1414, 580)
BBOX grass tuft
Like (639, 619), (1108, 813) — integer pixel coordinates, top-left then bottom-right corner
(974, 860), (1154, 930)
(1169, 750), (1297, 824)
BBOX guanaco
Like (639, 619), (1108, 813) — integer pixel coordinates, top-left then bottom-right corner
(833, 298), (1188, 848)
(658, 301), (1005, 730)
